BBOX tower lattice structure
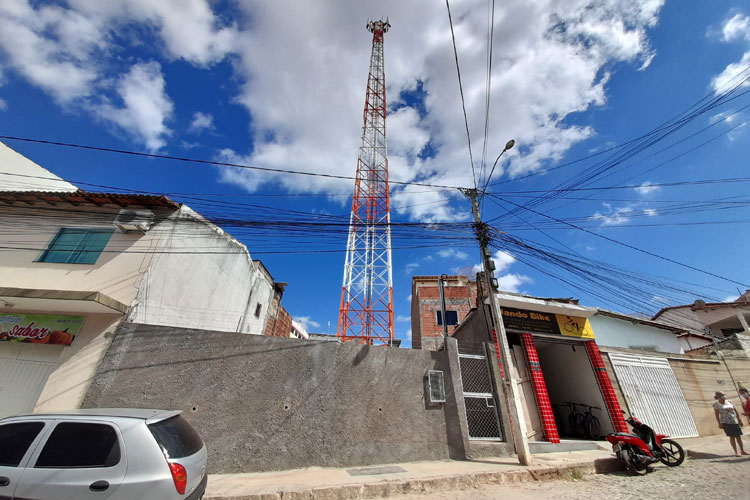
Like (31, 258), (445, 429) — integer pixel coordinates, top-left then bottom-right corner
(338, 19), (394, 345)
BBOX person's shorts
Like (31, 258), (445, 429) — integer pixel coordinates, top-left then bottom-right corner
(722, 423), (743, 437)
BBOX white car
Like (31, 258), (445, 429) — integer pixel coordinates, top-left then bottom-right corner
(0, 409), (207, 500)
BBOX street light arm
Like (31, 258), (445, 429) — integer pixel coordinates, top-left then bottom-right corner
(481, 139), (515, 196)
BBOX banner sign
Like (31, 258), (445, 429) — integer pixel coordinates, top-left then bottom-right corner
(0, 313), (84, 346)
(500, 307), (594, 339)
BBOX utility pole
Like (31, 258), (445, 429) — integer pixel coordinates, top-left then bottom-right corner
(460, 186), (532, 465)
(438, 274), (449, 340)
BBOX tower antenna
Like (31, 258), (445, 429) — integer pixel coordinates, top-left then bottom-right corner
(337, 18), (394, 345)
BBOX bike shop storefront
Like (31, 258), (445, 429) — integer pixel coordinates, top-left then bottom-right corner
(499, 301), (628, 443)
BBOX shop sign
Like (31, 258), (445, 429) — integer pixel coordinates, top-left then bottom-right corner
(500, 307), (594, 339)
(0, 313), (84, 346)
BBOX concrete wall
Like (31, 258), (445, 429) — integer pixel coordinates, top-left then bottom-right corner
(83, 323), (466, 473)
(589, 314), (683, 354)
(127, 207), (275, 335)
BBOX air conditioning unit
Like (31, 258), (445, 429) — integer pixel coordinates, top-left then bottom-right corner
(114, 209), (155, 233)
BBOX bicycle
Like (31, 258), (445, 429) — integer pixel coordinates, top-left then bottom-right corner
(561, 402), (585, 437)
(579, 404), (602, 440)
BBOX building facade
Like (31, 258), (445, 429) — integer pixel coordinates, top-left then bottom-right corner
(410, 275), (477, 351)
(0, 143), (290, 418)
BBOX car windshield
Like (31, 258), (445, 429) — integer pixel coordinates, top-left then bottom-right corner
(148, 415), (203, 459)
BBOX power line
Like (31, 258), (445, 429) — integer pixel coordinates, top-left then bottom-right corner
(444, 0), (477, 190)
(488, 194), (749, 288)
(0, 136), (463, 191)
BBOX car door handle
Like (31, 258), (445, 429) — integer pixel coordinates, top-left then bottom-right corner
(0, 476), (9, 487)
(89, 480), (109, 492)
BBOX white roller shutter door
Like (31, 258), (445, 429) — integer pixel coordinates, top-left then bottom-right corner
(0, 353), (58, 418)
(609, 353), (698, 438)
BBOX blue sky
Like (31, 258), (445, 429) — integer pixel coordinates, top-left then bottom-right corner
(1, 1), (749, 346)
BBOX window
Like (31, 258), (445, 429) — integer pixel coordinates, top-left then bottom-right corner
(254, 303), (262, 318)
(38, 228), (114, 264)
(148, 416), (203, 459)
(35, 422), (120, 468)
(436, 310), (459, 326)
(0, 422), (44, 467)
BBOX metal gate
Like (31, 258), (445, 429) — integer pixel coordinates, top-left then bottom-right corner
(609, 353), (698, 438)
(458, 353), (503, 440)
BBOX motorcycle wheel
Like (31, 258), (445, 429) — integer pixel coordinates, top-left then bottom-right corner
(658, 438), (685, 467)
(623, 448), (648, 476)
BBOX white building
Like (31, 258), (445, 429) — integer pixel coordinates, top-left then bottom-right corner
(0, 142), (286, 418)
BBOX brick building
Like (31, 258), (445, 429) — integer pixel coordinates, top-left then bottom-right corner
(410, 275), (478, 350)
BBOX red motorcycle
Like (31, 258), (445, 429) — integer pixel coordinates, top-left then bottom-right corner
(605, 414), (685, 475)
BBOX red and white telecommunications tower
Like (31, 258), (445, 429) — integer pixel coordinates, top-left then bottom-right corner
(338, 18), (394, 345)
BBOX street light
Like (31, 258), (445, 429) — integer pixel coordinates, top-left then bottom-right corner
(482, 139), (515, 195)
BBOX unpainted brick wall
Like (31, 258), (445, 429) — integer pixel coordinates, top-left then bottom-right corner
(412, 276), (477, 351)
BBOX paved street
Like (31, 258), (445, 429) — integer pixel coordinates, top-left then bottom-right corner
(393, 456), (749, 500)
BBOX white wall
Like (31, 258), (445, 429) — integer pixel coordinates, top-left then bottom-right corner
(589, 314), (683, 354)
(33, 313), (122, 412)
(128, 207), (275, 334)
(0, 204), (164, 306)
(0, 142), (78, 192)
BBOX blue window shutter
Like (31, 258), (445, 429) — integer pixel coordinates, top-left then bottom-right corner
(40, 228), (114, 264)
(73, 229), (114, 264)
(40, 229), (87, 263)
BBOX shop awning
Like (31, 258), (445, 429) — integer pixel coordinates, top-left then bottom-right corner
(0, 288), (128, 315)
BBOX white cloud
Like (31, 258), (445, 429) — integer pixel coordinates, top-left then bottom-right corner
(497, 273), (533, 293)
(294, 315), (320, 331)
(711, 51), (750, 93)
(405, 328), (412, 341)
(406, 261), (420, 273)
(0, 98), (6, 111)
(438, 247), (469, 260)
(709, 109), (739, 125)
(643, 208), (658, 217)
(0, 0), (666, 209)
(722, 14), (750, 42)
(406, 294), (412, 303)
(723, 295), (738, 303)
(592, 202), (632, 226)
(712, 13), (750, 95)
(220, 0), (664, 219)
(0, 0), (237, 143)
(189, 111), (215, 134)
(634, 181), (660, 195)
(396, 314), (410, 323)
(94, 61), (173, 152)
(492, 250), (516, 273)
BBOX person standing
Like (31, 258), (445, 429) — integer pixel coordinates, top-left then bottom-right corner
(740, 387), (750, 426)
(713, 391), (748, 457)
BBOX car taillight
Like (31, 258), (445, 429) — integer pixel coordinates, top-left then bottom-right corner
(168, 462), (187, 495)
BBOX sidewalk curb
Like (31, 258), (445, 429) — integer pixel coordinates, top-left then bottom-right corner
(205, 458), (624, 500)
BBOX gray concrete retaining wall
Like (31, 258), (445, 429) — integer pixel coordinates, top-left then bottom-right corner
(83, 323), (465, 473)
